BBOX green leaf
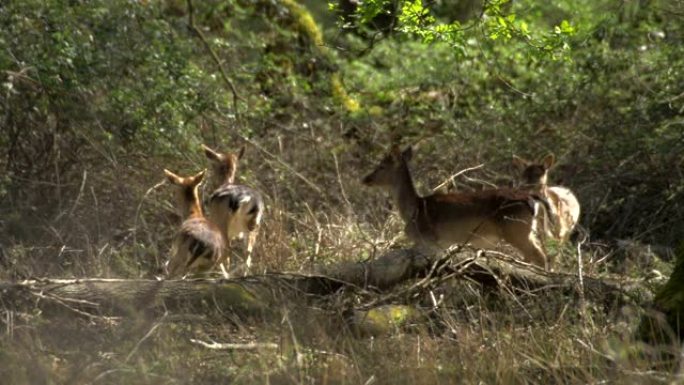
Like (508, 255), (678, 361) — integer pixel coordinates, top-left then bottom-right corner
(520, 21), (529, 34)
(560, 20), (575, 35)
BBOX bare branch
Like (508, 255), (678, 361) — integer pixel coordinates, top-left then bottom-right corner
(190, 339), (279, 350)
(432, 164), (485, 192)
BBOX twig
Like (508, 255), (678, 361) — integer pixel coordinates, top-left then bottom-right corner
(576, 232), (589, 323)
(5, 310), (14, 338)
(41, 292), (101, 307)
(241, 136), (324, 196)
(577, 240), (585, 296)
(4, 68), (39, 86)
(88, 368), (177, 385)
(282, 308), (306, 383)
(31, 291), (116, 321)
(479, 248), (550, 275)
(190, 338), (352, 365)
(303, 202), (322, 266)
(47, 164), (85, 222)
(333, 152), (354, 214)
(186, 0), (242, 119)
(190, 338), (279, 350)
(125, 315), (167, 363)
(132, 178), (167, 253)
(69, 169), (88, 217)
(90, 186), (102, 239)
(88, 369), (135, 385)
(357, 246), (473, 310)
(432, 164), (485, 192)
(474, 260), (536, 321)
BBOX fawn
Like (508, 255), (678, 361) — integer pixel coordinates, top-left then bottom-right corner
(512, 154), (580, 243)
(202, 144), (264, 276)
(164, 169), (224, 278)
(363, 146), (551, 269)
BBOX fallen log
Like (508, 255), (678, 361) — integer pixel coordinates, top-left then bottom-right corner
(0, 247), (653, 331)
(320, 247), (652, 308)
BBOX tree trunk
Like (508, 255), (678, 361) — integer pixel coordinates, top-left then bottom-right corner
(636, 252), (684, 347)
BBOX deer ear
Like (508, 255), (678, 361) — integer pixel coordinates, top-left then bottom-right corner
(164, 169), (181, 184)
(512, 155), (528, 170)
(202, 144), (222, 161)
(237, 146), (245, 160)
(401, 146), (413, 162)
(191, 169), (206, 184)
(542, 153), (556, 169)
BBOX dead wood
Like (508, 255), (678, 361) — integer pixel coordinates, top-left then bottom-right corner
(0, 247), (652, 328)
(319, 247), (651, 308)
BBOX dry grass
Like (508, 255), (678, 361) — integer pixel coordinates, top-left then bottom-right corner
(0, 279), (677, 384)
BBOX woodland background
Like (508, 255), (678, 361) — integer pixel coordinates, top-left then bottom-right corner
(1, 0), (683, 383)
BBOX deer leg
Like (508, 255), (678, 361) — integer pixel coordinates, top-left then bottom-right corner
(217, 239), (232, 278)
(244, 229), (258, 276)
(557, 210), (572, 243)
(512, 237), (548, 270)
(219, 262), (229, 278)
(166, 239), (187, 279)
(503, 217), (549, 270)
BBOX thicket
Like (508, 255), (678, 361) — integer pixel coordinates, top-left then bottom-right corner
(1, 0), (683, 383)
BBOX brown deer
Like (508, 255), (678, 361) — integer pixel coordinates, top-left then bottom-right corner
(163, 169), (224, 278)
(363, 146), (551, 269)
(512, 154), (580, 243)
(202, 144), (264, 276)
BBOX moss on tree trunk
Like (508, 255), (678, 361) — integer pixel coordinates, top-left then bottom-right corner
(636, 249), (684, 348)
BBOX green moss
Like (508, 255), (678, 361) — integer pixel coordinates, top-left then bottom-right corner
(280, 0), (325, 50)
(279, 0), (361, 113)
(637, 249), (684, 349)
(210, 282), (265, 311)
(352, 305), (421, 337)
(331, 73), (361, 113)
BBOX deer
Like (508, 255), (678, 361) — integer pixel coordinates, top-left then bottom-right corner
(362, 145), (552, 269)
(163, 169), (224, 278)
(512, 154), (581, 243)
(202, 144), (264, 276)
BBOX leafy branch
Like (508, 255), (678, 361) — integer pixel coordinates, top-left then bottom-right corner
(483, 0), (576, 60)
(332, 0), (577, 59)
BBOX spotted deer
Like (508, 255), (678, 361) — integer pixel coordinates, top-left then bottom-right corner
(163, 169), (224, 278)
(202, 144), (264, 276)
(512, 154), (580, 243)
(363, 146), (552, 269)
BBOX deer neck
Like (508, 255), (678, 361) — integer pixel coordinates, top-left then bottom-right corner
(179, 188), (204, 219)
(221, 173), (236, 186)
(216, 164), (237, 188)
(536, 183), (549, 197)
(523, 181), (548, 197)
(187, 200), (204, 219)
(390, 163), (420, 223)
(536, 175), (550, 196)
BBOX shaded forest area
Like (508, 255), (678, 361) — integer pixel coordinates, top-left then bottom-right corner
(1, 0), (683, 384)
